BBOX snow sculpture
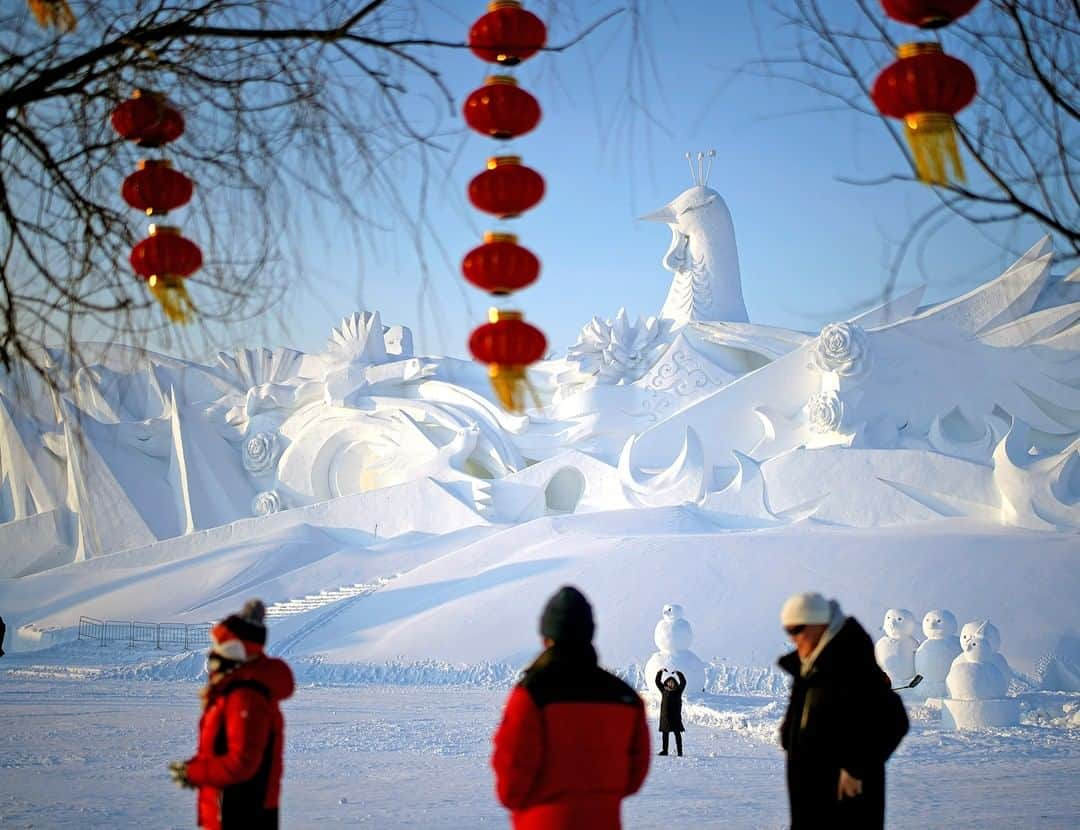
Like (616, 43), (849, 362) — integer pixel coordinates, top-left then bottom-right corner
(813, 322), (871, 377)
(914, 609), (962, 698)
(251, 490), (282, 517)
(944, 620), (1019, 729)
(955, 620), (1011, 682)
(874, 609), (919, 686)
(566, 309), (671, 385)
(806, 390), (844, 434)
(640, 151), (749, 326)
(643, 603), (707, 695)
(0, 165), (1077, 579)
(243, 431), (279, 474)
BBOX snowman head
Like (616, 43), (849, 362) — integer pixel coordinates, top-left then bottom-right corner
(662, 604), (684, 621)
(882, 609), (915, 639)
(922, 609), (958, 640)
(961, 620), (1001, 653)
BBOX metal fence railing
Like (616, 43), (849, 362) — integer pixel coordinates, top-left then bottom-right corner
(77, 616), (213, 650)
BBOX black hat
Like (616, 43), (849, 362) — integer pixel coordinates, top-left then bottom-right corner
(539, 586), (595, 643)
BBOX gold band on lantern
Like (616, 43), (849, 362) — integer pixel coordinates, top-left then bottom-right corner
(488, 0), (522, 10)
(137, 159), (173, 171)
(488, 307), (523, 323)
(897, 42), (943, 59)
(486, 155), (522, 170)
(486, 75), (519, 87)
(483, 231), (519, 244)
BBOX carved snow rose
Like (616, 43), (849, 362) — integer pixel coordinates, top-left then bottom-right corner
(815, 322), (870, 376)
(243, 431), (278, 473)
(807, 390), (844, 433)
(252, 490), (282, 516)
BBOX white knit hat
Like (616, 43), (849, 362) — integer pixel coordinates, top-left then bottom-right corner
(780, 592), (832, 627)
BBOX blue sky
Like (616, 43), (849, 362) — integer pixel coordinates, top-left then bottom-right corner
(245, 1), (1044, 360)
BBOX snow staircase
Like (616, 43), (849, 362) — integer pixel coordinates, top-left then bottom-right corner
(264, 577), (392, 620)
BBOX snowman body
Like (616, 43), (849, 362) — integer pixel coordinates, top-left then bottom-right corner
(644, 604), (706, 696)
(915, 609), (962, 698)
(874, 609), (918, 686)
(943, 622), (1018, 729)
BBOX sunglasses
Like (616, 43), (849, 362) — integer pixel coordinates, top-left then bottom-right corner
(784, 625), (807, 637)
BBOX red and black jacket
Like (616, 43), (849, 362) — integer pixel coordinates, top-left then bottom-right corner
(185, 656), (294, 830)
(492, 643), (651, 830)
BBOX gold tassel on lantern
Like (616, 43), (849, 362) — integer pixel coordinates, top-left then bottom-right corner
(148, 275), (197, 324)
(488, 364), (542, 413)
(904, 112), (965, 186)
(27, 0), (76, 31)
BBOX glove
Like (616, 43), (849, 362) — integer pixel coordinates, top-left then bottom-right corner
(168, 760), (194, 789)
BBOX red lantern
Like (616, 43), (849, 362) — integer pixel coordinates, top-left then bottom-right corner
(464, 76), (541, 140)
(469, 309), (547, 412)
(469, 0), (547, 66)
(468, 156), (545, 219)
(881, 0), (980, 28)
(121, 160), (194, 216)
(871, 42), (976, 185)
(111, 90), (185, 147)
(462, 232), (540, 295)
(130, 225), (202, 323)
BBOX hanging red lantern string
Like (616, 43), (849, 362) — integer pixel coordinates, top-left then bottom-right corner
(111, 90), (185, 148)
(462, 232), (540, 294)
(881, 0), (980, 29)
(464, 76), (542, 139)
(121, 160), (194, 216)
(871, 42), (976, 185)
(468, 155), (545, 219)
(129, 225), (202, 323)
(113, 91), (201, 323)
(469, 309), (548, 411)
(469, 0), (547, 66)
(464, 1), (548, 412)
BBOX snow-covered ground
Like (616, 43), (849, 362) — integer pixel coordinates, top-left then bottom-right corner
(2, 644), (1079, 829)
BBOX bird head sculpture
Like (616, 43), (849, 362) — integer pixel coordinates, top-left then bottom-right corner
(640, 153), (748, 326)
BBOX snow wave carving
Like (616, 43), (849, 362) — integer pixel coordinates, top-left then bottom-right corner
(618, 427), (706, 507)
(992, 418), (1080, 530)
(814, 322), (870, 377)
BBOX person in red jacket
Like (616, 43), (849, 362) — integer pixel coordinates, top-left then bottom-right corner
(169, 600), (294, 830)
(492, 586), (651, 830)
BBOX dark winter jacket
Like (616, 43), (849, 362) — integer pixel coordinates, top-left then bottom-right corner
(492, 642), (651, 830)
(654, 670), (686, 733)
(185, 656), (295, 830)
(778, 616), (908, 830)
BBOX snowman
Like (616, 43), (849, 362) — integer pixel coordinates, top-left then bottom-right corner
(953, 620), (1011, 682)
(643, 604), (706, 696)
(943, 620), (1018, 728)
(874, 608), (919, 687)
(914, 609), (962, 698)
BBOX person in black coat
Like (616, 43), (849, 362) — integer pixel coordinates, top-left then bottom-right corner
(654, 669), (686, 756)
(0, 615), (6, 658)
(778, 592), (909, 830)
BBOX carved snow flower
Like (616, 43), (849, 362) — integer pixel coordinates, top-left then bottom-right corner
(814, 322), (870, 377)
(807, 390), (844, 433)
(252, 490), (282, 517)
(243, 430), (278, 473)
(567, 309), (670, 384)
